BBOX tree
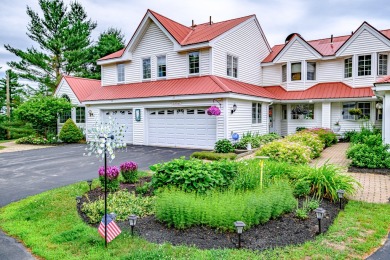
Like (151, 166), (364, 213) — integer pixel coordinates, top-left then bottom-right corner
(0, 70), (29, 116)
(15, 95), (72, 136)
(5, 0), (97, 93)
(59, 118), (83, 143)
(78, 28), (125, 79)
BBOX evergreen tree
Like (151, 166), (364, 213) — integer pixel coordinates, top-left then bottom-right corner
(0, 70), (29, 116)
(5, 0), (97, 93)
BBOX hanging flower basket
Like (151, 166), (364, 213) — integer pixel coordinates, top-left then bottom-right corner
(207, 106), (221, 116)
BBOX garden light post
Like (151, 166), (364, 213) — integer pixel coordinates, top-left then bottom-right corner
(234, 221), (246, 249)
(314, 208), (326, 234)
(128, 214), (138, 236)
(337, 189), (345, 210)
(256, 156), (269, 190)
(87, 179), (93, 191)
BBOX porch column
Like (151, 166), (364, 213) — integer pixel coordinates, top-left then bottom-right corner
(321, 102), (331, 129)
(384, 92), (390, 144)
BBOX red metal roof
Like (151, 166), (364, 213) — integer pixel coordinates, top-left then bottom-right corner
(265, 82), (374, 100)
(99, 10), (254, 61)
(63, 76), (101, 102)
(376, 75), (390, 83)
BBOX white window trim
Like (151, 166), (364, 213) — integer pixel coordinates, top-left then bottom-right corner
(141, 57), (152, 80)
(306, 61), (317, 81)
(344, 57), (353, 79)
(356, 53), (373, 77)
(187, 50), (200, 76)
(226, 53), (238, 78)
(342, 102), (371, 121)
(377, 52), (389, 76)
(156, 54), (167, 79)
(117, 63), (125, 83)
(281, 64), (287, 83)
(290, 61), (302, 82)
(252, 102), (262, 125)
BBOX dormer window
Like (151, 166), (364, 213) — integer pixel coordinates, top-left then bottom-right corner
(157, 55), (166, 78)
(188, 51), (199, 74)
(307, 62), (316, 80)
(117, 64), (125, 83)
(358, 55), (371, 76)
(378, 54), (388, 76)
(142, 58), (151, 79)
(291, 62), (301, 81)
(227, 54), (238, 78)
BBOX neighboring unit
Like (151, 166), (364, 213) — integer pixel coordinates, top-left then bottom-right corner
(55, 9), (390, 148)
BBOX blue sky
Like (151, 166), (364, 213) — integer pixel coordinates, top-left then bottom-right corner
(1, 0), (390, 87)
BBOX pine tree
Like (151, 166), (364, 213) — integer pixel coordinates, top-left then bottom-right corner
(0, 70), (29, 116)
(4, 0), (97, 93)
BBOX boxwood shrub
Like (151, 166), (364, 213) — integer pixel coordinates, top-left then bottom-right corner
(59, 119), (83, 143)
(285, 132), (325, 158)
(256, 140), (311, 164)
(214, 139), (234, 153)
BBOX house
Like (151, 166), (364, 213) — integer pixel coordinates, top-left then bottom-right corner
(55, 9), (390, 149)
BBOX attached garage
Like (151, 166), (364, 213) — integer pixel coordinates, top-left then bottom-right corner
(102, 110), (133, 144)
(147, 107), (217, 149)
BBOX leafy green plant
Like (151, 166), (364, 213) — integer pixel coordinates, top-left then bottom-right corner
(81, 190), (155, 223)
(155, 180), (296, 230)
(343, 130), (357, 142)
(233, 132), (281, 149)
(15, 135), (57, 145)
(59, 118), (83, 143)
(305, 128), (337, 147)
(231, 159), (263, 191)
(257, 140), (311, 165)
(285, 131), (325, 159)
(296, 127), (307, 132)
(190, 151), (237, 161)
(120, 161), (138, 183)
(347, 142), (390, 168)
(136, 182), (151, 195)
(295, 208), (308, 220)
(293, 180), (311, 197)
(214, 139), (234, 153)
(295, 197), (320, 220)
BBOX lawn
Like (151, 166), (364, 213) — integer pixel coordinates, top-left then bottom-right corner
(0, 181), (389, 260)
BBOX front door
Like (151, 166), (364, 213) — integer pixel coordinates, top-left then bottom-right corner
(269, 106), (275, 133)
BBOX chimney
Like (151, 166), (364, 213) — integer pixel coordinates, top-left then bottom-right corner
(330, 34), (333, 44)
(209, 16), (212, 25)
(192, 20), (194, 27)
(351, 31), (354, 35)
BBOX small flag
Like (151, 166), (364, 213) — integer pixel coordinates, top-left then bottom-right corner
(98, 214), (121, 243)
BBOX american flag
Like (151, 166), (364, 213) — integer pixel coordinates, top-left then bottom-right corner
(98, 214), (121, 243)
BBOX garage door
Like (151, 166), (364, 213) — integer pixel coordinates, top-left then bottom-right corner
(102, 110), (133, 144)
(148, 107), (216, 149)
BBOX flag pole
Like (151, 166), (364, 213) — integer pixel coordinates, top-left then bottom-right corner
(104, 138), (107, 248)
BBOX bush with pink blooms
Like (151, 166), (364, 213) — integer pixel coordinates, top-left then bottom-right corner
(120, 161), (139, 183)
(98, 166), (120, 191)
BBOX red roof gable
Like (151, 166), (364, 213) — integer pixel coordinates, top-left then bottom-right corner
(98, 49), (125, 61)
(265, 82), (374, 100)
(63, 76), (101, 102)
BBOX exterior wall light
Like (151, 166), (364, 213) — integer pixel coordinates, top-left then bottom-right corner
(314, 208), (326, 234)
(135, 109), (141, 122)
(88, 110), (94, 117)
(128, 214), (138, 236)
(87, 179), (93, 191)
(231, 103), (237, 114)
(376, 103), (383, 109)
(234, 221), (246, 248)
(337, 189), (345, 209)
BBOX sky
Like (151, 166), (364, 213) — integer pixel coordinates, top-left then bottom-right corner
(1, 0), (390, 87)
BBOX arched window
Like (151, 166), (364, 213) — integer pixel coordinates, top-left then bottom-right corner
(59, 95), (72, 123)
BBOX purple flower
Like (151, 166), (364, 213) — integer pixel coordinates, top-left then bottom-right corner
(207, 106), (221, 116)
(120, 161), (138, 172)
(98, 166), (120, 180)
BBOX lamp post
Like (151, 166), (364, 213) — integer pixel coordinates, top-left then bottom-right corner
(314, 208), (326, 234)
(128, 214), (138, 236)
(255, 156), (269, 190)
(337, 189), (345, 210)
(234, 221), (246, 249)
(87, 179), (93, 191)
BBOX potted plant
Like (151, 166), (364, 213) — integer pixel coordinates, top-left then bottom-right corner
(333, 121), (341, 132)
(348, 108), (362, 119)
(207, 105), (221, 116)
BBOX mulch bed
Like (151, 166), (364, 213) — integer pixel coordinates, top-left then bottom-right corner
(348, 166), (390, 175)
(77, 181), (342, 251)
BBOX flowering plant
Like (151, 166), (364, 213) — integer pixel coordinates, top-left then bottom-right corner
(98, 166), (120, 191)
(207, 105), (221, 116)
(120, 161), (139, 183)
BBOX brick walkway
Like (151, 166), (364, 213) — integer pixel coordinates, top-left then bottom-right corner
(311, 142), (390, 203)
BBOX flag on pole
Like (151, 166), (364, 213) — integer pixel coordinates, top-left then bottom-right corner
(98, 214), (121, 243)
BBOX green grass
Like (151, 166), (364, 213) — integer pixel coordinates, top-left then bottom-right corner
(0, 181), (390, 259)
(0, 145), (5, 150)
(190, 151), (237, 161)
(0, 139), (13, 143)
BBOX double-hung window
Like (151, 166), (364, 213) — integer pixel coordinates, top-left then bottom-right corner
(142, 58), (151, 79)
(378, 54), (388, 76)
(252, 103), (262, 124)
(76, 107), (85, 123)
(227, 54), (238, 77)
(282, 64), (287, 82)
(358, 55), (371, 76)
(157, 55), (166, 78)
(117, 64), (125, 83)
(188, 51), (199, 74)
(291, 62), (302, 81)
(291, 104), (314, 120)
(342, 102), (371, 120)
(282, 105), (287, 120)
(307, 62), (316, 80)
(344, 57), (353, 78)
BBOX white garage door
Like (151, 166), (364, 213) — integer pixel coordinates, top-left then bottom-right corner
(148, 107), (216, 149)
(102, 110), (133, 144)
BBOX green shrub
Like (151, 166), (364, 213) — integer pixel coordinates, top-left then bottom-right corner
(343, 130), (357, 142)
(81, 190), (155, 223)
(231, 159), (263, 191)
(350, 127), (381, 144)
(285, 132), (325, 158)
(150, 157), (237, 193)
(295, 197), (320, 220)
(136, 182), (151, 195)
(0, 120), (36, 139)
(233, 132), (281, 149)
(257, 140), (311, 165)
(305, 128), (337, 147)
(347, 142), (390, 169)
(155, 180), (296, 230)
(296, 127), (307, 132)
(15, 135), (56, 145)
(190, 151), (237, 161)
(59, 119), (83, 143)
(214, 139), (234, 153)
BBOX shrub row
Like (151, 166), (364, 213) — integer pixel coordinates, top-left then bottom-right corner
(155, 180), (296, 231)
(233, 132), (281, 150)
(190, 151), (237, 161)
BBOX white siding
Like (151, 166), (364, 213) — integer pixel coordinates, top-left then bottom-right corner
(133, 108), (144, 145)
(213, 19), (269, 85)
(321, 102), (331, 128)
(339, 29), (390, 56)
(318, 59), (343, 82)
(262, 65), (281, 86)
(200, 49), (211, 76)
(85, 107), (101, 140)
(101, 64), (117, 86)
(277, 39), (318, 63)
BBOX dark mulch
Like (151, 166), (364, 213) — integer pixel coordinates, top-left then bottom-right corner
(77, 183), (342, 250)
(348, 166), (390, 175)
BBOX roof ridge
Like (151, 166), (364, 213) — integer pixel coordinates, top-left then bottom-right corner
(148, 9), (191, 29)
(196, 14), (255, 26)
(64, 75), (101, 82)
(209, 76), (231, 92)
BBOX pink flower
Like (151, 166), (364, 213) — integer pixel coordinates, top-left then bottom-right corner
(120, 161), (138, 172)
(207, 106), (221, 116)
(98, 166), (120, 180)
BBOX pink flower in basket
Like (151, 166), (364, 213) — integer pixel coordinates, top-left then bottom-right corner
(207, 106), (221, 116)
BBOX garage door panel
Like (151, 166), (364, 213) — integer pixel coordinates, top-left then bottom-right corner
(103, 110), (133, 144)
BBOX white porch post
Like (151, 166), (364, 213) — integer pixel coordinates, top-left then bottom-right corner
(384, 92), (390, 144)
(321, 102), (331, 129)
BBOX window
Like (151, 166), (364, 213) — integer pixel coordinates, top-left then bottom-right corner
(291, 62), (301, 81)
(227, 55), (238, 78)
(117, 64), (125, 82)
(307, 62), (316, 80)
(157, 55), (166, 77)
(142, 58), (151, 79)
(197, 109), (205, 114)
(187, 109), (195, 114)
(252, 103), (262, 124)
(282, 105), (287, 120)
(378, 54), (388, 76)
(59, 95), (71, 123)
(188, 51), (199, 74)
(291, 104), (314, 120)
(158, 110), (165, 115)
(344, 57), (353, 78)
(358, 55), (371, 76)
(282, 64), (287, 82)
(76, 107), (85, 123)
(342, 102), (371, 120)
(167, 109), (174, 115)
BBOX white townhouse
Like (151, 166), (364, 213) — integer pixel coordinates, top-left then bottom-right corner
(55, 9), (390, 149)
